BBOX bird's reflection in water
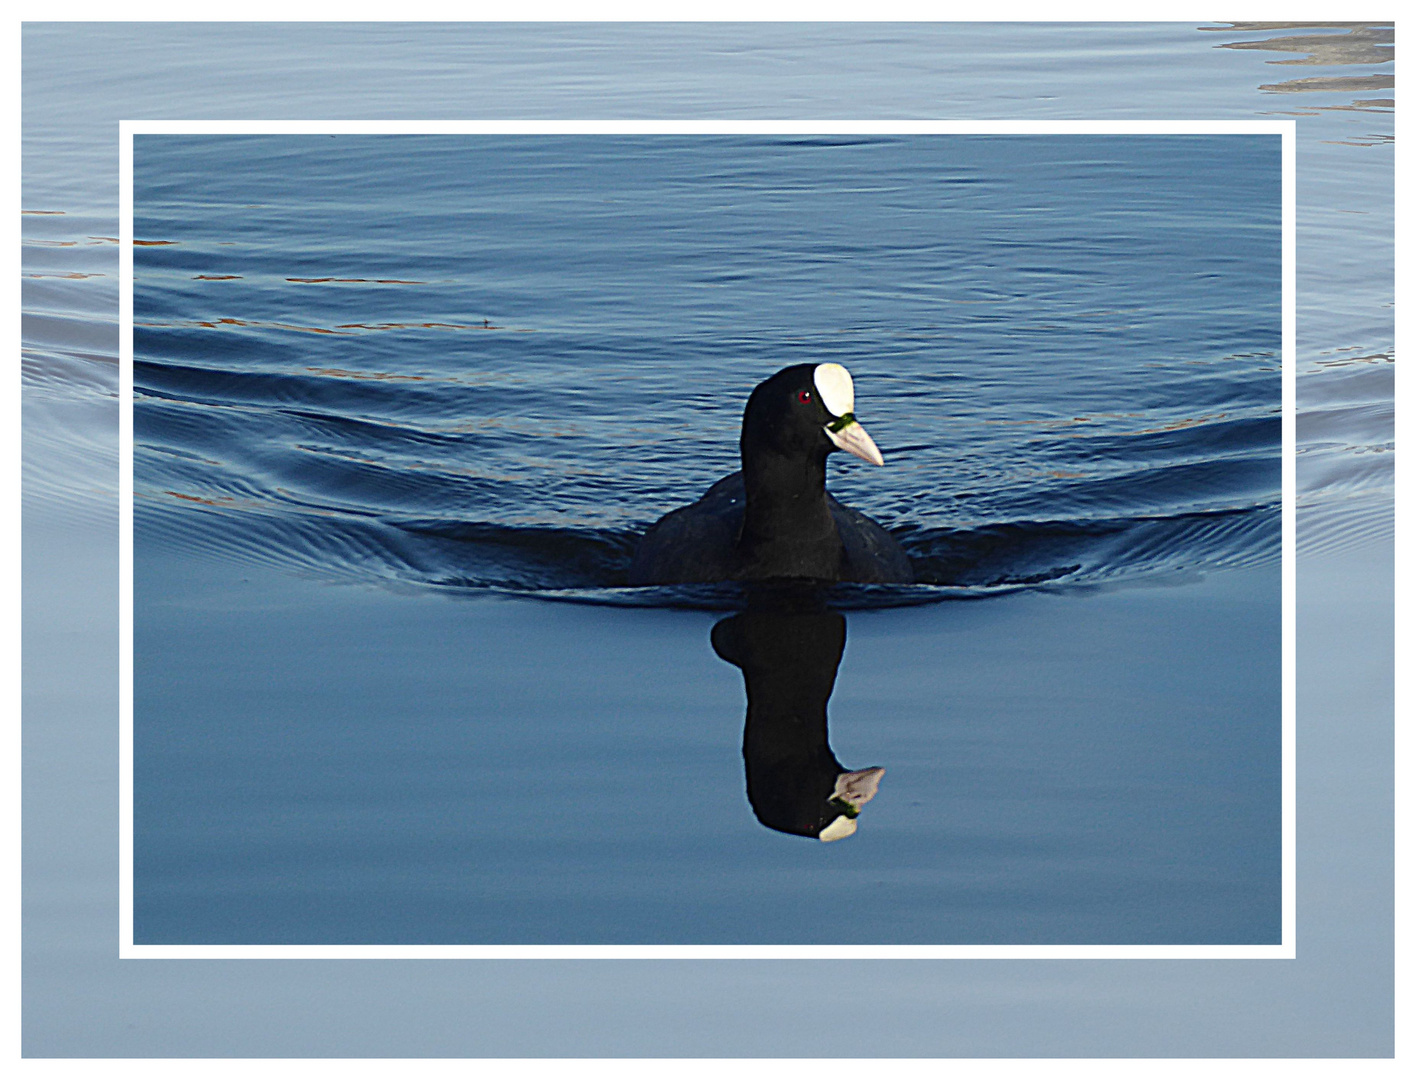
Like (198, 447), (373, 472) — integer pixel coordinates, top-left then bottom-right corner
(711, 586), (884, 842)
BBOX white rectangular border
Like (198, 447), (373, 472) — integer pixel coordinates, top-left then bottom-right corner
(119, 118), (1297, 960)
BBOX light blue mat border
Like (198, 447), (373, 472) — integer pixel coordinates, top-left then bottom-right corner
(21, 21), (1392, 1056)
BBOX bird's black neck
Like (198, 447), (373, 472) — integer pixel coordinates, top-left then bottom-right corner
(737, 448), (842, 578)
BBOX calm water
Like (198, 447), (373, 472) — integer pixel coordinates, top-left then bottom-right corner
(23, 23), (1390, 957)
(131, 133), (1281, 606)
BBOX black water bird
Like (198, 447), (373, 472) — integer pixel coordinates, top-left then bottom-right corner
(628, 363), (914, 585)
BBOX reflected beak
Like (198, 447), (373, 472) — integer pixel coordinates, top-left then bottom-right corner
(819, 815), (859, 842)
(825, 415), (885, 466)
(833, 767), (886, 807)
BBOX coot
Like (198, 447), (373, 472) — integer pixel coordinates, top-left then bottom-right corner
(628, 363), (914, 584)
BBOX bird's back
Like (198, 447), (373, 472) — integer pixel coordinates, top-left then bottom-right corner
(828, 498), (915, 584)
(626, 474), (746, 585)
(628, 472), (913, 585)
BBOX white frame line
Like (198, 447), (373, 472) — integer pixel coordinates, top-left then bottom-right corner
(119, 118), (1297, 960)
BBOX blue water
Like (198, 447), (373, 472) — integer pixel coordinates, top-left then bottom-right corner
(132, 133), (1281, 605)
(133, 557), (1280, 945)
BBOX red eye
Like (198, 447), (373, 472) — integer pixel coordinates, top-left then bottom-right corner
(797, 390), (812, 404)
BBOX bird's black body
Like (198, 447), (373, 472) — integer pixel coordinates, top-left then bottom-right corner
(628, 364), (914, 585)
(629, 471), (911, 584)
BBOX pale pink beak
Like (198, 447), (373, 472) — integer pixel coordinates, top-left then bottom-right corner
(825, 417), (885, 466)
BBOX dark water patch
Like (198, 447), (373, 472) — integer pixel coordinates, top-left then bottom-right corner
(1203, 22), (1394, 109)
(1206, 23), (1392, 65)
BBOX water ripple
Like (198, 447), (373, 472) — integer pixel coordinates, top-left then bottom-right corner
(23, 107), (1391, 596)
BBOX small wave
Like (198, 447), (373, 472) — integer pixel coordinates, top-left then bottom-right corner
(899, 505), (1280, 589)
(495, 580), (1027, 613)
(134, 490), (1279, 611)
(397, 518), (639, 590)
